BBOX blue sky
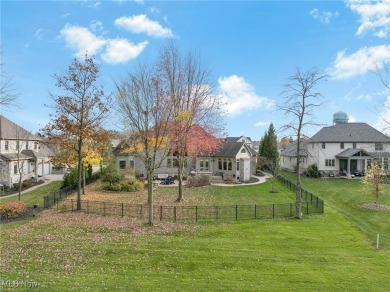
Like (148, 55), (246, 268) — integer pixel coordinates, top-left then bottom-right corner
(1, 0), (390, 141)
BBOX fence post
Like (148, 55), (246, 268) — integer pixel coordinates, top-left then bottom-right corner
(196, 206), (198, 223)
(174, 206), (177, 222)
(273, 204), (275, 218)
(235, 205), (238, 220)
(306, 201), (309, 214)
(121, 203), (124, 218)
(140, 204), (143, 219)
(71, 199), (74, 211)
(254, 204), (257, 219)
(87, 201), (89, 214)
(160, 205), (163, 221)
(56, 198), (59, 210)
(103, 202), (106, 216)
(290, 203), (293, 217)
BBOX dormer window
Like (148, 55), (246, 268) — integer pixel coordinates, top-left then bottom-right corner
(25, 140), (29, 150)
(34, 142), (38, 150)
(5, 140), (9, 150)
(375, 143), (383, 151)
(241, 148), (246, 153)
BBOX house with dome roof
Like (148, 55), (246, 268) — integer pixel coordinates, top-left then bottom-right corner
(281, 112), (390, 176)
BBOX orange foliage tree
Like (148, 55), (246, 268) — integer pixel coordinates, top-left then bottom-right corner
(43, 54), (111, 210)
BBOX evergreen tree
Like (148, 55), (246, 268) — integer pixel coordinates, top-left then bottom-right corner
(259, 123), (279, 170)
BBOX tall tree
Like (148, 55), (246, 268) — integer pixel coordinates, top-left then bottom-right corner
(116, 62), (173, 226)
(0, 48), (18, 109)
(372, 60), (390, 132)
(157, 42), (225, 202)
(43, 54), (111, 211)
(259, 123), (279, 169)
(278, 68), (327, 219)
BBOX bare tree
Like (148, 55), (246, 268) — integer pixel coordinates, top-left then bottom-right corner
(157, 41), (225, 202)
(0, 47), (19, 110)
(116, 62), (174, 226)
(43, 54), (111, 211)
(372, 60), (390, 132)
(278, 68), (327, 219)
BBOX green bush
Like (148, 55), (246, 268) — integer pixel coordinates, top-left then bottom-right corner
(305, 164), (320, 178)
(62, 168), (78, 188)
(59, 204), (68, 213)
(22, 179), (32, 189)
(121, 183), (135, 192)
(107, 183), (122, 191)
(101, 163), (123, 186)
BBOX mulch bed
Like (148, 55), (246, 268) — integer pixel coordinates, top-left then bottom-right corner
(0, 207), (44, 224)
(0, 181), (45, 198)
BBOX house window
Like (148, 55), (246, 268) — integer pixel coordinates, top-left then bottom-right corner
(218, 159), (222, 170)
(241, 148), (246, 153)
(322, 143), (326, 149)
(129, 161), (134, 169)
(223, 159), (227, 170)
(340, 142), (344, 149)
(325, 159), (335, 167)
(119, 161), (126, 169)
(200, 159), (209, 172)
(228, 159), (232, 171)
(167, 158), (172, 168)
(25, 140), (29, 150)
(16, 141), (20, 150)
(375, 143), (383, 151)
(34, 142), (38, 150)
(5, 140), (9, 150)
(236, 160), (240, 171)
(353, 143), (357, 149)
(14, 163), (17, 174)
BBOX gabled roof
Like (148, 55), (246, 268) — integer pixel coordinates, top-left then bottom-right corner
(310, 123), (389, 143)
(225, 136), (252, 143)
(203, 141), (256, 158)
(280, 138), (308, 157)
(335, 148), (370, 159)
(0, 115), (41, 141)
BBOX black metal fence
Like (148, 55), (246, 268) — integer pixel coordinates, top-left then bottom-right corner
(43, 173), (101, 208)
(48, 174), (324, 222)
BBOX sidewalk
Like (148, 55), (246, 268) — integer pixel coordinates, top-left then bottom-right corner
(0, 174), (64, 200)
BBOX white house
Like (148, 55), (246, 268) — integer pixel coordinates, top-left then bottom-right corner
(0, 115), (55, 187)
(280, 112), (390, 176)
(114, 136), (258, 182)
(280, 138), (309, 172)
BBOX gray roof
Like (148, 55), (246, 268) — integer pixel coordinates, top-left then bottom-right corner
(335, 148), (370, 159)
(225, 136), (252, 142)
(0, 115), (41, 141)
(310, 123), (389, 143)
(202, 142), (257, 158)
(280, 138), (308, 157)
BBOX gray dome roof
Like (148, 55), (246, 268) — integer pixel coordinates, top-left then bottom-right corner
(333, 111), (349, 124)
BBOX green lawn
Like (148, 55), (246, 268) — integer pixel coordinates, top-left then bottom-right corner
(1, 177), (389, 291)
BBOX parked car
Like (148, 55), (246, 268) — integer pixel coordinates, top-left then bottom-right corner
(160, 176), (175, 185)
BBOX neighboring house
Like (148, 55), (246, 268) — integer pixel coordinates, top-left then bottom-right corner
(280, 138), (309, 172)
(195, 140), (258, 182)
(0, 115), (55, 187)
(114, 136), (258, 182)
(280, 112), (390, 176)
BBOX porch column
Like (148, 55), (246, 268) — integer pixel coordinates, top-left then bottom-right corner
(41, 159), (45, 179)
(347, 158), (350, 174)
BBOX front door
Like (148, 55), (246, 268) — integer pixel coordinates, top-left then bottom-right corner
(350, 160), (357, 172)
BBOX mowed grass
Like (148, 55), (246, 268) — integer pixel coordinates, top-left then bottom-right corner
(1, 177), (389, 291)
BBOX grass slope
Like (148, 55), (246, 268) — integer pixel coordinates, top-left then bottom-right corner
(1, 178), (389, 291)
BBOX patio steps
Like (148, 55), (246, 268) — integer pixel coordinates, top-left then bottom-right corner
(210, 175), (224, 184)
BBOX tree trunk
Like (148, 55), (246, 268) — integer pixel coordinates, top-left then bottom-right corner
(82, 166), (86, 195)
(295, 138), (302, 219)
(77, 138), (83, 211)
(176, 157), (185, 202)
(147, 170), (154, 226)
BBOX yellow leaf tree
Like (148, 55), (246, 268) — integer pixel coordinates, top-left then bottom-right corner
(362, 162), (386, 204)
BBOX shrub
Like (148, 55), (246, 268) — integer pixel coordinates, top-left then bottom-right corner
(134, 180), (145, 191)
(101, 163), (124, 186)
(121, 183), (135, 192)
(59, 204), (68, 213)
(107, 183), (122, 191)
(304, 164), (320, 178)
(22, 179), (32, 189)
(186, 174), (210, 187)
(0, 201), (27, 219)
(62, 168), (78, 188)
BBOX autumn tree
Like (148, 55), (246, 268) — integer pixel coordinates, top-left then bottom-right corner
(0, 47), (18, 109)
(278, 68), (327, 219)
(116, 62), (173, 226)
(362, 162), (386, 204)
(157, 42), (225, 202)
(43, 54), (111, 211)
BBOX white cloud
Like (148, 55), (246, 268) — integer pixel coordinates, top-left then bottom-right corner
(89, 2), (101, 9)
(310, 8), (339, 24)
(90, 20), (103, 33)
(35, 28), (50, 40)
(218, 75), (275, 116)
(346, 0), (390, 38)
(115, 14), (173, 38)
(348, 115), (357, 123)
(60, 24), (106, 57)
(102, 39), (148, 64)
(328, 45), (390, 79)
(255, 120), (272, 127)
